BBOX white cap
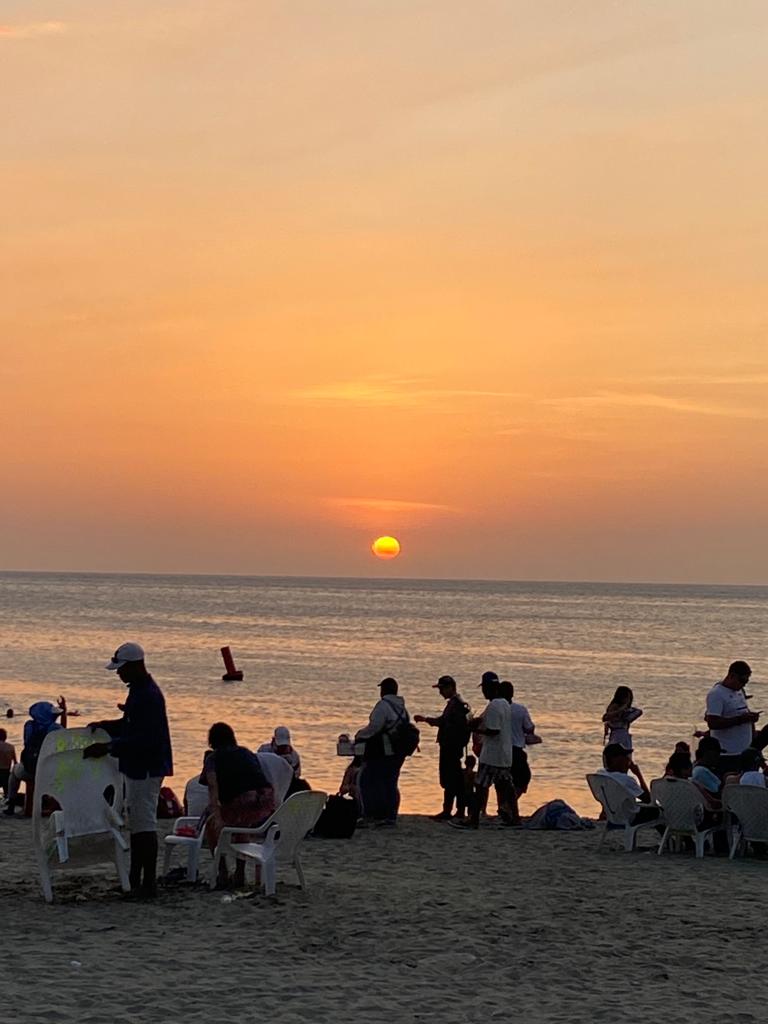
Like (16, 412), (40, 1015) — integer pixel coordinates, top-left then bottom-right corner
(105, 642), (145, 671)
(274, 726), (291, 745)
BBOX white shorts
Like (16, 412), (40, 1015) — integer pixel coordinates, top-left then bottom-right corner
(125, 776), (163, 834)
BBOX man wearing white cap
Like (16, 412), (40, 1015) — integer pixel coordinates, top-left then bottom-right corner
(84, 642), (173, 898)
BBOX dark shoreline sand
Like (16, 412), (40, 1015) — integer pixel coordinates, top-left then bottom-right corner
(2, 813), (762, 1023)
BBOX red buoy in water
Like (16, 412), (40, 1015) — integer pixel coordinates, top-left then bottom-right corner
(220, 646), (243, 681)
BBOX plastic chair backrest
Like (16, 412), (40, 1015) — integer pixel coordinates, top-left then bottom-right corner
(586, 774), (638, 826)
(722, 784), (768, 842)
(651, 778), (704, 831)
(265, 791), (327, 861)
(184, 775), (210, 817)
(33, 728), (124, 841)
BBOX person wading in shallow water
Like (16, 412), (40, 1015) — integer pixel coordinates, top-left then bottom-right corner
(415, 675), (471, 821)
(84, 642), (173, 899)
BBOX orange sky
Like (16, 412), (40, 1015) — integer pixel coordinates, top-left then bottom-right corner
(2, 1), (767, 582)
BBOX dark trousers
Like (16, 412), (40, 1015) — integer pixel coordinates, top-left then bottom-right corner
(0, 769), (9, 797)
(438, 746), (464, 815)
(360, 756), (405, 822)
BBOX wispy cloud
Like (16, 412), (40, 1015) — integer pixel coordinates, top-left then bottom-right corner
(323, 496), (463, 529)
(546, 391), (768, 420)
(324, 497), (461, 516)
(290, 376), (527, 408)
(0, 21), (66, 39)
(642, 373), (768, 387)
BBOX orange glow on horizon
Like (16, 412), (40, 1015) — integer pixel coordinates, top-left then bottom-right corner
(2, 3), (767, 583)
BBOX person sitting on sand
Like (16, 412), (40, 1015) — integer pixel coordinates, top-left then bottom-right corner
(597, 743), (659, 824)
(602, 686), (643, 752)
(0, 727), (17, 799)
(414, 675), (471, 821)
(204, 722), (276, 887)
(339, 755), (363, 805)
(4, 698), (67, 816)
(258, 726), (301, 777)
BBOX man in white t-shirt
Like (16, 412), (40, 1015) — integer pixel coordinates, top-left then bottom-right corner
(705, 661), (758, 759)
(499, 680), (535, 798)
(452, 673), (515, 830)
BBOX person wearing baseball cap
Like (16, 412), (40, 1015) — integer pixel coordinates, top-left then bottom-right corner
(84, 642), (173, 898)
(414, 676), (472, 821)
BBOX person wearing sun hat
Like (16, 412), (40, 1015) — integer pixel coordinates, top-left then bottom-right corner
(84, 642), (173, 898)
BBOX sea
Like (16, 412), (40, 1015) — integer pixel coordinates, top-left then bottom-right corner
(1, 572), (766, 814)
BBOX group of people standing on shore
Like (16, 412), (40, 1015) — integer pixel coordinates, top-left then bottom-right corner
(2, 646), (764, 896)
(351, 668), (538, 829)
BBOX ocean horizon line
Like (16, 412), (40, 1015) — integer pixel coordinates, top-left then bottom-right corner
(1, 568), (766, 591)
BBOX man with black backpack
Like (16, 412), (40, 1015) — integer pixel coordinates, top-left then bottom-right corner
(415, 675), (471, 821)
(355, 677), (416, 827)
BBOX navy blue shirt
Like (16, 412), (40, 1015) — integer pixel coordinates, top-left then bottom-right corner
(102, 674), (173, 781)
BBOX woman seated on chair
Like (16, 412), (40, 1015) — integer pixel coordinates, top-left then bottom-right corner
(203, 722), (276, 886)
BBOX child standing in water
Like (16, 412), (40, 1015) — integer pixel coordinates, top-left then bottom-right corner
(602, 686), (643, 752)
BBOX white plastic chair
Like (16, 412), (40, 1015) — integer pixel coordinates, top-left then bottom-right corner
(651, 777), (723, 858)
(210, 790), (327, 892)
(163, 815), (207, 882)
(32, 728), (130, 902)
(722, 784), (768, 858)
(586, 773), (660, 851)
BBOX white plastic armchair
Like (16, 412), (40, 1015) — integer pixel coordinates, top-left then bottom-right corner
(32, 727), (130, 902)
(210, 790), (327, 893)
(651, 777), (722, 858)
(586, 774), (660, 852)
(722, 784), (768, 858)
(163, 816), (207, 882)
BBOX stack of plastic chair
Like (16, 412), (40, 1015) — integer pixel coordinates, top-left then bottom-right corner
(32, 727), (130, 902)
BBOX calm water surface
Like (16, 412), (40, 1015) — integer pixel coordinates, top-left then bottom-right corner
(1, 572), (766, 814)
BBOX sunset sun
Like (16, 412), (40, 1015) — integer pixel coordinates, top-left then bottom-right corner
(371, 535), (401, 560)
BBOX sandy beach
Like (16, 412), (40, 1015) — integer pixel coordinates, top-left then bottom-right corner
(2, 811), (762, 1024)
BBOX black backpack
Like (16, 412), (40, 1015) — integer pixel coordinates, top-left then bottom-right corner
(387, 705), (420, 758)
(313, 796), (358, 838)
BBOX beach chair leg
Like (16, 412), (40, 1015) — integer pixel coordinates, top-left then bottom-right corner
(187, 845), (199, 883)
(115, 842), (130, 892)
(163, 844), (174, 877)
(263, 855), (276, 896)
(729, 828), (741, 860)
(295, 852), (307, 889)
(37, 850), (53, 903)
(597, 824), (607, 851)
(623, 826), (637, 852)
(657, 828), (670, 856)
(694, 833), (706, 858)
(210, 847), (221, 888)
